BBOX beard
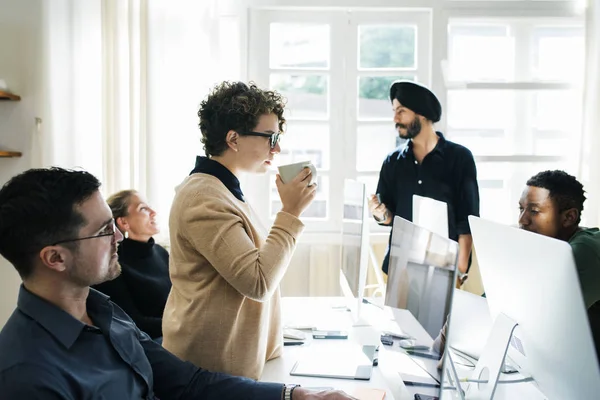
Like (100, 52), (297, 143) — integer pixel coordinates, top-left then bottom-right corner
(396, 116), (422, 139)
(107, 259), (122, 281)
(68, 249), (122, 287)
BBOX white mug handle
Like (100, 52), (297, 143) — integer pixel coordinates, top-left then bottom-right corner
(306, 163), (317, 186)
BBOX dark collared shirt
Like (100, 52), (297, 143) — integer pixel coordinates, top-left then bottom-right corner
(190, 156), (245, 202)
(0, 285), (283, 400)
(376, 132), (480, 274)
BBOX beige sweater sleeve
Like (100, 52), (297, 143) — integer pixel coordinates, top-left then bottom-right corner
(180, 196), (304, 301)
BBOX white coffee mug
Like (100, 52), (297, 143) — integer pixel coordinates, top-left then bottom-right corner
(278, 161), (317, 186)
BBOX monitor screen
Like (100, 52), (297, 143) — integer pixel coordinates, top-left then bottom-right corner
(340, 179), (368, 299)
(385, 216), (458, 339)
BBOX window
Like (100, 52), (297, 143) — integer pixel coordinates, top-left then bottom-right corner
(244, 3), (584, 235)
(248, 9), (431, 232)
(446, 18), (584, 225)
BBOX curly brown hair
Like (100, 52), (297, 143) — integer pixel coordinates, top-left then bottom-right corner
(198, 81), (287, 157)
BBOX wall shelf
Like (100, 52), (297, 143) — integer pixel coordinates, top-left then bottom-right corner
(0, 90), (21, 101)
(0, 151), (22, 158)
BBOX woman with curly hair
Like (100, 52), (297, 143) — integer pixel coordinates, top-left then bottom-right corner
(162, 81), (316, 379)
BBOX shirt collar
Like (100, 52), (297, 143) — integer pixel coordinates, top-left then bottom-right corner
(17, 284), (112, 349)
(401, 131), (447, 158)
(190, 156), (245, 202)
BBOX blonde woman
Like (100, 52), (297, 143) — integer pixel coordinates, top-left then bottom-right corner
(93, 190), (170, 341)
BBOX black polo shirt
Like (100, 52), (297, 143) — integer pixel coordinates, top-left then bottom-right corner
(376, 132), (480, 274)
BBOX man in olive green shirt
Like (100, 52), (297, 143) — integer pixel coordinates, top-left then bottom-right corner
(519, 170), (600, 363)
(434, 170), (600, 368)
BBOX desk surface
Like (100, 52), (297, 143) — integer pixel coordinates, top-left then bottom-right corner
(261, 297), (546, 400)
(261, 297), (439, 400)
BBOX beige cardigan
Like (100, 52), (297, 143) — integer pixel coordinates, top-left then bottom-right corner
(162, 173), (304, 379)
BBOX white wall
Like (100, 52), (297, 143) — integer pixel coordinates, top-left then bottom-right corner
(0, 0), (44, 327)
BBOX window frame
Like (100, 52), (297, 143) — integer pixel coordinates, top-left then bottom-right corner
(241, 1), (584, 241)
(247, 7), (431, 235)
(443, 14), (585, 225)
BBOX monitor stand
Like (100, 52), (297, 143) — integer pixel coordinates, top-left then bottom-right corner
(464, 313), (518, 400)
(339, 273), (373, 327)
(441, 313), (518, 400)
(442, 350), (467, 400)
(351, 299), (372, 327)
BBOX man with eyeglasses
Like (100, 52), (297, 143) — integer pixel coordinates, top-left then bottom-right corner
(0, 167), (354, 400)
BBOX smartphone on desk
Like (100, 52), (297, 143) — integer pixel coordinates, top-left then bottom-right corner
(312, 330), (348, 339)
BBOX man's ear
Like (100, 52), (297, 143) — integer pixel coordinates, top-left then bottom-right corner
(562, 208), (579, 228)
(39, 246), (68, 273)
(225, 130), (239, 152)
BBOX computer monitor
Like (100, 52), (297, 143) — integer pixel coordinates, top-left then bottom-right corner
(339, 179), (370, 324)
(451, 216), (600, 399)
(445, 288), (494, 363)
(385, 216), (459, 339)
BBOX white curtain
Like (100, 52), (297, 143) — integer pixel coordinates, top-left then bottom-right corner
(579, 0), (600, 227)
(144, 0), (223, 241)
(37, 0), (103, 176)
(101, 0), (148, 194)
(37, 0), (231, 240)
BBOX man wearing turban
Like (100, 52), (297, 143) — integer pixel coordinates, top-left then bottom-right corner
(367, 80), (480, 280)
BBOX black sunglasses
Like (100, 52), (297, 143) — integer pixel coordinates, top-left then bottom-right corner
(239, 131), (281, 149)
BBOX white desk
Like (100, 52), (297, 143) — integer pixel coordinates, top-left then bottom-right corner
(261, 297), (440, 400)
(261, 297), (547, 400)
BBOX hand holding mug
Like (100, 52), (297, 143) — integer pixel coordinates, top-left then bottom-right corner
(276, 162), (318, 218)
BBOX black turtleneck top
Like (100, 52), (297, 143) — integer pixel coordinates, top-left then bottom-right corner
(93, 237), (171, 339)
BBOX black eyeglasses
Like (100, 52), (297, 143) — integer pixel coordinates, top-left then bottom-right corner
(239, 131), (281, 149)
(51, 220), (118, 246)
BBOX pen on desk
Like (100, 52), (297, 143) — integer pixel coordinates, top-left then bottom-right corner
(362, 298), (384, 309)
(284, 341), (305, 346)
(405, 350), (441, 361)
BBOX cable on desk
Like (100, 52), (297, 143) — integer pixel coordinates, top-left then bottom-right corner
(441, 377), (534, 392)
(459, 377), (534, 384)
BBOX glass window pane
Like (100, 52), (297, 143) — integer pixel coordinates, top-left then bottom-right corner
(447, 90), (514, 155)
(277, 122), (329, 169)
(359, 25), (416, 69)
(270, 23), (330, 69)
(532, 90), (582, 156)
(532, 131), (570, 156)
(448, 24), (514, 81)
(533, 90), (581, 131)
(356, 124), (398, 172)
(270, 176), (329, 219)
(270, 74), (328, 120)
(533, 26), (584, 82)
(358, 75), (415, 120)
(449, 90), (582, 157)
